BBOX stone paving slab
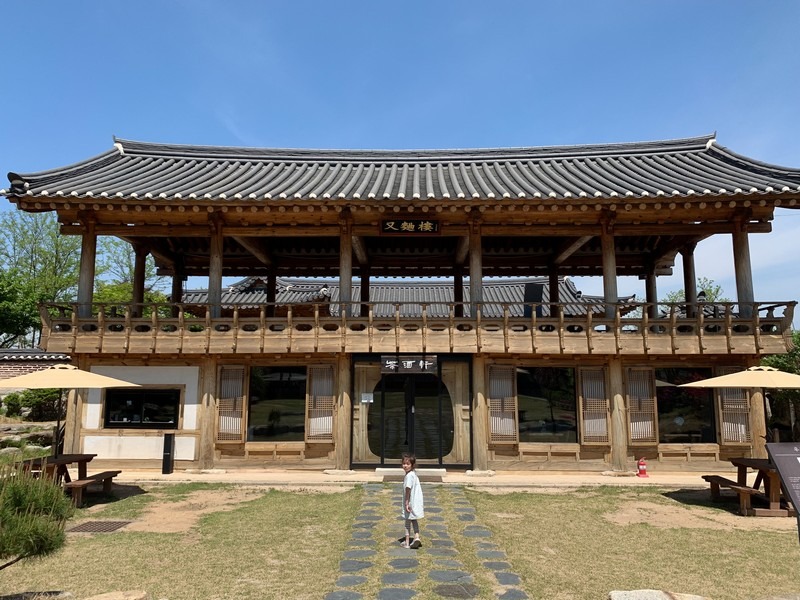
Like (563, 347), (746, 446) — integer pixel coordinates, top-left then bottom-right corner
(329, 484), (533, 599)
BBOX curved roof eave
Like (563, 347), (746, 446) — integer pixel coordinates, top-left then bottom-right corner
(4, 134), (800, 203)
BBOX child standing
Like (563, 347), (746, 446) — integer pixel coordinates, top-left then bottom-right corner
(400, 452), (424, 549)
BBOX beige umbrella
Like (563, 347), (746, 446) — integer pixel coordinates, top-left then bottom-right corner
(678, 366), (800, 389)
(0, 364), (140, 456)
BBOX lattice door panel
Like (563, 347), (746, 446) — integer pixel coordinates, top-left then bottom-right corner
(307, 366), (334, 442)
(217, 366), (245, 442)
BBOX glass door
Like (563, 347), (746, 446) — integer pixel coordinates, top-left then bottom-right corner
(351, 359), (472, 468)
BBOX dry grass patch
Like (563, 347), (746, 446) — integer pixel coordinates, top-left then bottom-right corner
(468, 485), (800, 600)
(1, 483), (362, 600)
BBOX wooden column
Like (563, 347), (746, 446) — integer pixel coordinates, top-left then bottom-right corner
(472, 354), (489, 471)
(608, 357), (629, 472)
(549, 267), (560, 318)
(171, 259), (184, 319)
(469, 220), (483, 312)
(732, 225), (755, 318)
(340, 218), (353, 318)
(198, 357), (217, 469)
(77, 219), (97, 318)
(454, 266), (464, 318)
(65, 355), (91, 454)
(335, 353), (352, 469)
(208, 218), (223, 319)
(750, 388), (768, 458)
(681, 243), (697, 317)
(266, 272), (276, 318)
(645, 264), (658, 319)
(360, 269), (370, 317)
(62, 389), (82, 454)
(600, 223), (618, 320)
(131, 244), (148, 318)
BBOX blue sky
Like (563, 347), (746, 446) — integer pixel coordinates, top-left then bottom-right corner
(1, 1), (799, 319)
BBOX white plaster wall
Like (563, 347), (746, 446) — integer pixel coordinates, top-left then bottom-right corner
(83, 434), (196, 460)
(86, 366), (200, 429)
(83, 366), (201, 460)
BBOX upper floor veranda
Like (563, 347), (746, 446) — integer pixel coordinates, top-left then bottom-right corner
(39, 298), (795, 357)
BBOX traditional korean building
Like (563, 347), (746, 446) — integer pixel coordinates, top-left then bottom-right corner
(3, 134), (798, 473)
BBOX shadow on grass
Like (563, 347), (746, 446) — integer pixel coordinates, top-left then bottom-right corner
(662, 487), (746, 515)
(0, 593), (69, 600)
(77, 482), (147, 509)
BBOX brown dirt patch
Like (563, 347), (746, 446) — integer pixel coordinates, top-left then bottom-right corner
(604, 499), (798, 531)
(119, 485), (351, 533)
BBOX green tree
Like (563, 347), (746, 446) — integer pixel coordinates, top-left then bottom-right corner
(662, 277), (730, 304)
(97, 237), (167, 294)
(0, 464), (74, 571)
(0, 215), (170, 347)
(0, 212), (83, 346)
(0, 212), (82, 303)
(762, 330), (800, 442)
(0, 269), (42, 347)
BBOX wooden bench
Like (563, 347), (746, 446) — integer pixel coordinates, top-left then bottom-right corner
(701, 474), (763, 516)
(63, 470), (121, 508)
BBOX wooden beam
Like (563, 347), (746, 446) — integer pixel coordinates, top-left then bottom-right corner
(553, 235), (593, 265)
(123, 238), (175, 269)
(455, 236), (470, 265)
(232, 236), (272, 266)
(59, 220), (773, 239)
(351, 235), (369, 266)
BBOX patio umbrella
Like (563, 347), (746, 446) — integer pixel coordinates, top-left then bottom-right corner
(678, 366), (800, 389)
(0, 364), (140, 456)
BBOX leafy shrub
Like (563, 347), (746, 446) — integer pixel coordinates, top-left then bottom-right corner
(3, 393), (23, 418)
(4, 389), (62, 422)
(0, 464), (74, 570)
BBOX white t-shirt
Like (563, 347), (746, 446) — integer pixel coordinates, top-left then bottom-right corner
(402, 470), (424, 520)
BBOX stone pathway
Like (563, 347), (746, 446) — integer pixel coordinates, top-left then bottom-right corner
(325, 484), (529, 599)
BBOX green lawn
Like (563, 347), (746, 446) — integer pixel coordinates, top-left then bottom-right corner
(1, 482), (798, 600)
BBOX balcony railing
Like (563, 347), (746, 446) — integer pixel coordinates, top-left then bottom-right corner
(39, 300), (796, 356)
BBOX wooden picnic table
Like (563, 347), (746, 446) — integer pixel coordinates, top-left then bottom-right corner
(703, 457), (795, 517)
(729, 457), (788, 515)
(22, 453), (97, 484)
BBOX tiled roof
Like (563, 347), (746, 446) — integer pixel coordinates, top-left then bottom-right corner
(182, 276), (628, 318)
(6, 135), (800, 202)
(0, 349), (71, 362)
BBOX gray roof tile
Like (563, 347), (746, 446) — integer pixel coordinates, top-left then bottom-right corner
(6, 135), (800, 202)
(182, 276), (627, 318)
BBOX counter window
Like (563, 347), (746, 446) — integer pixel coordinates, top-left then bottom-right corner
(104, 388), (181, 429)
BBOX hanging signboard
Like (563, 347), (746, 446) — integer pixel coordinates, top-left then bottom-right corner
(381, 355), (438, 374)
(381, 219), (440, 235)
(766, 442), (800, 543)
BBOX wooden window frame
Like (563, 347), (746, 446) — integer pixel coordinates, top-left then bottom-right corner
(578, 367), (609, 445)
(626, 367), (658, 445)
(487, 365), (519, 444)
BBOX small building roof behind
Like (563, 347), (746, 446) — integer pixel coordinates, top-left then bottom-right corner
(182, 276), (631, 318)
(0, 349), (71, 362)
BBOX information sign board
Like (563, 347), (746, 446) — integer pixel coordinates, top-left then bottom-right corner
(380, 355), (437, 374)
(381, 219), (440, 234)
(766, 442), (800, 543)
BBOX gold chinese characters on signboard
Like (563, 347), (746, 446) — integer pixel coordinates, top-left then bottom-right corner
(381, 220), (440, 234)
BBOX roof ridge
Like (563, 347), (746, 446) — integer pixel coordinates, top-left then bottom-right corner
(113, 135), (716, 163)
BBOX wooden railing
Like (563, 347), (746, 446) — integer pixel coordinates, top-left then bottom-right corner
(38, 300), (796, 356)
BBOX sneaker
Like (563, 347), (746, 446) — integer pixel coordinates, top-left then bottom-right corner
(410, 539), (422, 549)
(400, 541), (411, 549)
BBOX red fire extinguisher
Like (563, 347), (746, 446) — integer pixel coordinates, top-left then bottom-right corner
(637, 457), (648, 478)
